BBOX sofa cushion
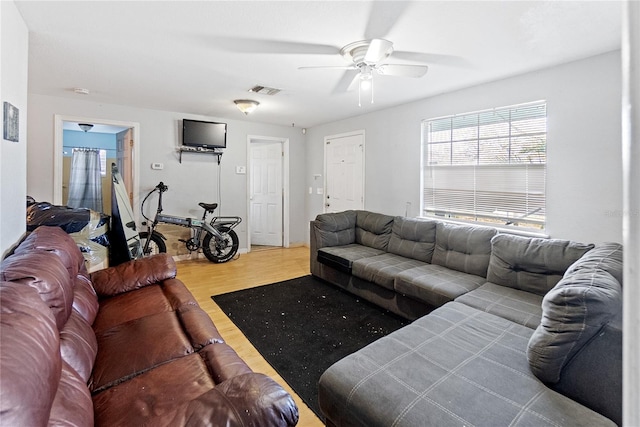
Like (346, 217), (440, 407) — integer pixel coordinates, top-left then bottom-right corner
(455, 282), (543, 328)
(395, 264), (485, 307)
(49, 361), (94, 426)
(14, 225), (87, 279)
(317, 244), (385, 273)
(59, 309), (98, 382)
(92, 284), (173, 333)
(564, 242), (623, 284)
(352, 253), (427, 290)
(92, 351), (217, 424)
(1, 251), (75, 330)
(431, 222), (497, 277)
(486, 234), (594, 296)
(90, 253), (177, 298)
(72, 273), (99, 325)
(92, 348), (296, 427)
(318, 301), (615, 427)
(314, 210), (357, 247)
(355, 211), (394, 251)
(527, 243), (623, 384)
(91, 310), (196, 392)
(387, 216), (437, 262)
(0, 281), (62, 426)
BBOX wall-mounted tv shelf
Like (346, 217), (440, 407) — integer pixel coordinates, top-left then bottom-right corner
(178, 146), (223, 164)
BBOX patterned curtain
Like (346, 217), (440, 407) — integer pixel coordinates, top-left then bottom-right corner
(67, 148), (103, 212)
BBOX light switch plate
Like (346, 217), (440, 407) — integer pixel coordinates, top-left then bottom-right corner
(151, 162), (164, 170)
(236, 166), (246, 174)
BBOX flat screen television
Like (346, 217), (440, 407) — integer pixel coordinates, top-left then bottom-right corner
(182, 119), (227, 149)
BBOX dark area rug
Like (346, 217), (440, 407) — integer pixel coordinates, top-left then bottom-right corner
(212, 275), (408, 419)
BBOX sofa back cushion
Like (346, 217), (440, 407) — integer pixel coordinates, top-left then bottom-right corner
(59, 309), (98, 382)
(486, 234), (594, 296)
(387, 217), (437, 262)
(314, 210), (357, 247)
(564, 242), (623, 285)
(527, 243), (623, 383)
(1, 251), (74, 329)
(526, 243), (622, 423)
(431, 222), (497, 277)
(72, 274), (99, 325)
(14, 226), (87, 278)
(355, 211), (394, 251)
(0, 281), (62, 426)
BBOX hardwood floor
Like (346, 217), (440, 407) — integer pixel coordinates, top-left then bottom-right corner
(175, 246), (324, 427)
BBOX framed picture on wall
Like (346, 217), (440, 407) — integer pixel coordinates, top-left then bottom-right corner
(3, 102), (19, 142)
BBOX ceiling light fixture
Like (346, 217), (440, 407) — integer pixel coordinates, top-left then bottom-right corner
(234, 99), (260, 115)
(78, 123), (94, 132)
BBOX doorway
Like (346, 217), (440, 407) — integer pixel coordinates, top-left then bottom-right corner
(247, 136), (289, 251)
(324, 130), (365, 212)
(54, 115), (140, 220)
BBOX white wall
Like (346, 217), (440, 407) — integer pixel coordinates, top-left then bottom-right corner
(305, 51), (622, 245)
(26, 95), (308, 249)
(21, 51), (624, 250)
(0, 1), (29, 257)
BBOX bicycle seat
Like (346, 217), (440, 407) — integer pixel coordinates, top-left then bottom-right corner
(198, 202), (218, 212)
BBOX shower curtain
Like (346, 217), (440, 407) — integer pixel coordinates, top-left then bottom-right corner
(67, 148), (103, 212)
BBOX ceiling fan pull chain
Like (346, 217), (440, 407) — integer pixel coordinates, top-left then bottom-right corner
(358, 80), (362, 107)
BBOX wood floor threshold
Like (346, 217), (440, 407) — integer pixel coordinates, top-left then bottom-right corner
(176, 246), (324, 427)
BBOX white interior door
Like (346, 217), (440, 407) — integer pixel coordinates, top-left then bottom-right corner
(324, 131), (365, 213)
(250, 141), (283, 246)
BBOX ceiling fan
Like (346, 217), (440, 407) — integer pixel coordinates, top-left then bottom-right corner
(299, 38), (430, 105)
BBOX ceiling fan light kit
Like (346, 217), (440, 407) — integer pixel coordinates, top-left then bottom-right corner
(358, 70), (374, 107)
(234, 99), (260, 115)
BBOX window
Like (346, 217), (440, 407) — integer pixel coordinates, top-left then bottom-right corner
(99, 149), (107, 176)
(421, 101), (546, 230)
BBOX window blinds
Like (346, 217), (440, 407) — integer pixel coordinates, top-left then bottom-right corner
(422, 101), (546, 228)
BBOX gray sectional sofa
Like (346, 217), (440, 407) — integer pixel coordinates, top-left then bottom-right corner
(310, 210), (622, 426)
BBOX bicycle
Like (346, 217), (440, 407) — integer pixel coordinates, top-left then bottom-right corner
(139, 181), (241, 263)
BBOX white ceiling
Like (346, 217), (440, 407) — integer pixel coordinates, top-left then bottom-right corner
(16, 1), (622, 128)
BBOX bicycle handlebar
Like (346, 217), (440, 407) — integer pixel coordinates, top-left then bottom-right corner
(156, 182), (168, 192)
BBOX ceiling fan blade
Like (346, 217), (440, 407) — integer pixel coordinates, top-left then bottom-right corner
(346, 73), (362, 92)
(377, 64), (429, 78)
(213, 36), (339, 55)
(298, 65), (357, 70)
(393, 51), (470, 67)
(332, 70), (360, 94)
(364, 39), (394, 64)
(364, 1), (410, 40)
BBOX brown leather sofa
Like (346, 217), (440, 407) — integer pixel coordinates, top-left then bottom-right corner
(0, 225), (299, 426)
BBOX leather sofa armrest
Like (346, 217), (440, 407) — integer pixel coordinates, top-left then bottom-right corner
(176, 373), (299, 427)
(90, 253), (176, 298)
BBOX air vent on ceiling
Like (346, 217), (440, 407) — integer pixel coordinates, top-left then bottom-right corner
(249, 85), (281, 96)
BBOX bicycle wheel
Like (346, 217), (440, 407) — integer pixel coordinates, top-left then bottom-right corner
(202, 226), (239, 263)
(138, 231), (167, 256)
